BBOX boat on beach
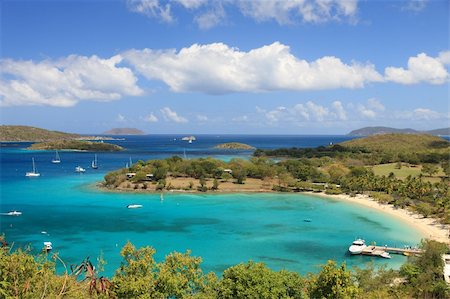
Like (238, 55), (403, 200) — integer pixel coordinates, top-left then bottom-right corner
(348, 238), (367, 254)
(127, 204), (143, 209)
(25, 158), (40, 177)
(75, 166), (86, 173)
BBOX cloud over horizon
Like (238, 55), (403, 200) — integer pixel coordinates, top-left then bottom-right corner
(0, 55), (142, 107)
(123, 42), (383, 94)
(1, 43), (448, 107)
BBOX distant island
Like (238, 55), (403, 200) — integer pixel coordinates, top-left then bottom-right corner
(103, 128), (145, 135)
(0, 125), (117, 142)
(214, 142), (255, 150)
(29, 140), (123, 151)
(348, 126), (450, 136)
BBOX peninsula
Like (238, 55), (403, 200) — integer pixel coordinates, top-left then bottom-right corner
(102, 134), (450, 241)
(214, 142), (255, 150)
(0, 125), (117, 142)
(29, 140), (123, 151)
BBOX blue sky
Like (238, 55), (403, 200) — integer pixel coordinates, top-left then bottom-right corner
(1, 0), (449, 134)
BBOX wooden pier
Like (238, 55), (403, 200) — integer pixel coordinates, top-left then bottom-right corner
(360, 245), (422, 258)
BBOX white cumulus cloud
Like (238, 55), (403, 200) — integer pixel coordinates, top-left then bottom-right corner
(117, 114), (126, 122)
(160, 107), (188, 123)
(385, 52), (449, 85)
(143, 112), (159, 122)
(127, 0), (173, 23)
(238, 0), (358, 24)
(0, 55), (143, 107)
(123, 42), (383, 94)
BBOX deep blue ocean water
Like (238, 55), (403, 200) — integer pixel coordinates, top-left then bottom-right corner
(0, 135), (432, 276)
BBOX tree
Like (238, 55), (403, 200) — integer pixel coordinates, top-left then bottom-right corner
(211, 178), (219, 190)
(155, 250), (215, 298)
(421, 163), (438, 177)
(112, 242), (158, 297)
(400, 240), (450, 299)
(441, 161), (450, 178)
(217, 261), (306, 298)
(309, 260), (360, 299)
(198, 176), (208, 192)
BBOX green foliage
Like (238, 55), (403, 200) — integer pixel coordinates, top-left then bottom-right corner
(308, 260), (360, 299)
(217, 261), (307, 298)
(400, 240), (450, 298)
(214, 142), (255, 150)
(112, 242), (158, 297)
(0, 125), (80, 142)
(211, 178), (219, 190)
(421, 163), (439, 177)
(1, 237), (449, 299)
(29, 140), (123, 151)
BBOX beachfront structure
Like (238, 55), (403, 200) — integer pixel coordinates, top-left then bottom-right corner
(444, 254), (450, 284)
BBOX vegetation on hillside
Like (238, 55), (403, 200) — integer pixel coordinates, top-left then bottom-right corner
(214, 142), (255, 150)
(348, 126), (450, 136)
(104, 150), (450, 223)
(0, 125), (80, 142)
(256, 134), (450, 165)
(1, 237), (448, 298)
(29, 140), (124, 151)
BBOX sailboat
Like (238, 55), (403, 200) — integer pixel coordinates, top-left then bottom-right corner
(91, 154), (98, 169)
(51, 150), (61, 164)
(26, 158), (40, 177)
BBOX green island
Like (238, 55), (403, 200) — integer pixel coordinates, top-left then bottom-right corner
(29, 140), (124, 151)
(1, 236), (448, 298)
(0, 125), (116, 142)
(214, 142), (256, 150)
(104, 134), (450, 224)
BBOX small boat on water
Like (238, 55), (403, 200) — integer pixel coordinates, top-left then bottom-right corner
(91, 154), (98, 169)
(2, 210), (22, 216)
(127, 204), (143, 209)
(43, 241), (52, 253)
(51, 150), (61, 163)
(380, 251), (391, 259)
(25, 158), (40, 177)
(348, 239), (367, 255)
(75, 166), (86, 173)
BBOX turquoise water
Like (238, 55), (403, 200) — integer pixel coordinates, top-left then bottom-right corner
(0, 135), (427, 277)
(1, 173), (422, 276)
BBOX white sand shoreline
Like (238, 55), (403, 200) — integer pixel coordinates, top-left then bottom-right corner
(308, 192), (450, 245)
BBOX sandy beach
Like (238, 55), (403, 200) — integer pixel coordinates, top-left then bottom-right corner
(310, 192), (450, 245)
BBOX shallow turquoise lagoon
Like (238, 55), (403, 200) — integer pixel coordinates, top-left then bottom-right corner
(1, 173), (423, 277)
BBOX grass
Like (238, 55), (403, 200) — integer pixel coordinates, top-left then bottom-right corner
(371, 163), (445, 182)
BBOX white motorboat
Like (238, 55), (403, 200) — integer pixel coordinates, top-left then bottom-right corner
(127, 204), (143, 209)
(348, 239), (367, 254)
(380, 251), (391, 259)
(26, 158), (40, 177)
(51, 150), (61, 163)
(3, 210), (22, 216)
(75, 166), (86, 173)
(43, 241), (52, 253)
